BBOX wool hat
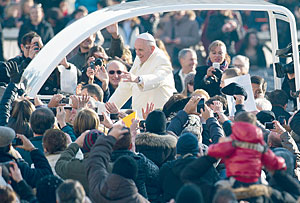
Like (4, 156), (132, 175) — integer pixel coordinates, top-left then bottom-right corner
(221, 82), (248, 100)
(112, 155), (138, 180)
(0, 127), (15, 147)
(176, 133), (199, 155)
(82, 129), (105, 153)
(176, 183), (204, 203)
(273, 147), (295, 176)
(146, 109), (167, 135)
(256, 110), (276, 125)
(36, 175), (63, 203)
(137, 32), (155, 43)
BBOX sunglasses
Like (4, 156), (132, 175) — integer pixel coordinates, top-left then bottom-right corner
(108, 70), (122, 75)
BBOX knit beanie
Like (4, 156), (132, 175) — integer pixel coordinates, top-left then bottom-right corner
(273, 147), (295, 176)
(176, 133), (199, 156)
(146, 109), (167, 135)
(82, 129), (105, 153)
(36, 175), (63, 203)
(112, 155), (138, 180)
(176, 183), (204, 203)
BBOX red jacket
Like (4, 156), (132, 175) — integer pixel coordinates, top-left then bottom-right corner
(208, 122), (286, 183)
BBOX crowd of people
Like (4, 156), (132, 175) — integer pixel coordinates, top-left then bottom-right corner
(0, 0), (300, 203)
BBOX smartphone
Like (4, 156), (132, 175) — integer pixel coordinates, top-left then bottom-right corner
(98, 114), (104, 122)
(64, 105), (72, 110)
(197, 98), (205, 113)
(212, 62), (220, 69)
(278, 116), (285, 125)
(265, 122), (275, 130)
(110, 113), (119, 120)
(12, 138), (23, 146)
(139, 120), (146, 129)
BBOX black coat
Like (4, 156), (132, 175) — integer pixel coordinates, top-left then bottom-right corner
(159, 155), (219, 202)
(271, 106), (291, 123)
(18, 19), (54, 46)
(0, 149), (53, 188)
(194, 65), (222, 97)
(173, 70), (183, 93)
(290, 109), (300, 135)
(135, 132), (177, 168)
(111, 149), (159, 201)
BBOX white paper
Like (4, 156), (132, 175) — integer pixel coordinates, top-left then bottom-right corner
(224, 74), (257, 116)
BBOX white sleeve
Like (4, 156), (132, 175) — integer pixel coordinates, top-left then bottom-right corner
(108, 81), (132, 109)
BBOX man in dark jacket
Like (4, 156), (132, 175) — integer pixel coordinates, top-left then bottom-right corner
(159, 132), (219, 202)
(85, 123), (149, 203)
(111, 127), (159, 201)
(268, 89), (291, 123)
(173, 48), (197, 93)
(18, 4), (54, 47)
(0, 126), (53, 188)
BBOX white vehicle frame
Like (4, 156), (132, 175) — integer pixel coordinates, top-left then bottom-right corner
(22, 0), (300, 108)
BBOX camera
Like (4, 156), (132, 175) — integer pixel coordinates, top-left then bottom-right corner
(274, 62), (294, 78)
(60, 97), (70, 104)
(274, 43), (300, 78)
(34, 42), (40, 51)
(265, 122), (275, 130)
(139, 120), (146, 130)
(90, 58), (104, 70)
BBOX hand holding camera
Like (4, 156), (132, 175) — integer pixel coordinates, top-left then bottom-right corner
(15, 134), (36, 152)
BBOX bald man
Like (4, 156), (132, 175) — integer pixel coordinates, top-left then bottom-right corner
(109, 33), (176, 118)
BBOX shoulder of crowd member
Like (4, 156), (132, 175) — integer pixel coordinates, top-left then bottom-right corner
(135, 132), (177, 149)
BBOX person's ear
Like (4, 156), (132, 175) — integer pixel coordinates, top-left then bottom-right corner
(151, 46), (155, 53)
(20, 44), (25, 53)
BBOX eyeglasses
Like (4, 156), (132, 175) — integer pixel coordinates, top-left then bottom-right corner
(108, 70), (122, 75)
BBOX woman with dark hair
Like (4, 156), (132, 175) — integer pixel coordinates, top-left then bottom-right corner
(194, 40), (230, 97)
(7, 99), (35, 138)
(238, 30), (266, 68)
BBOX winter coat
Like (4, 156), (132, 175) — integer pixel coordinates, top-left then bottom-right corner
(55, 143), (89, 194)
(135, 132), (177, 168)
(85, 135), (149, 203)
(111, 149), (159, 201)
(159, 155), (219, 202)
(18, 19), (54, 46)
(0, 149), (53, 188)
(108, 47), (176, 118)
(208, 122), (286, 183)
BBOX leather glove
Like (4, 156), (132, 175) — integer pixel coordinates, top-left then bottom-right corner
(7, 61), (24, 84)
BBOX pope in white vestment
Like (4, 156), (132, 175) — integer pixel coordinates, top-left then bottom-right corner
(108, 33), (176, 118)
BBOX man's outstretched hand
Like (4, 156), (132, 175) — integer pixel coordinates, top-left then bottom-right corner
(6, 61), (25, 84)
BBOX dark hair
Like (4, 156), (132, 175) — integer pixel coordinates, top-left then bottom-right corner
(43, 129), (67, 154)
(113, 127), (131, 150)
(239, 29), (259, 52)
(7, 99), (34, 138)
(56, 180), (86, 203)
(30, 108), (55, 135)
(235, 111), (257, 125)
(251, 75), (267, 93)
(21, 31), (40, 45)
(206, 95), (228, 112)
(268, 89), (288, 107)
(212, 188), (237, 203)
(82, 84), (104, 102)
(112, 155), (138, 180)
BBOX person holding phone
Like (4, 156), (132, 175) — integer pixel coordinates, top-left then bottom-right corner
(194, 40), (231, 97)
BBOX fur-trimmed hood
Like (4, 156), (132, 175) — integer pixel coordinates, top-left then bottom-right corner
(135, 132), (177, 149)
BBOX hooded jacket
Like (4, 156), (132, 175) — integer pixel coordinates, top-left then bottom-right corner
(159, 155), (219, 202)
(208, 122), (286, 183)
(135, 132), (177, 168)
